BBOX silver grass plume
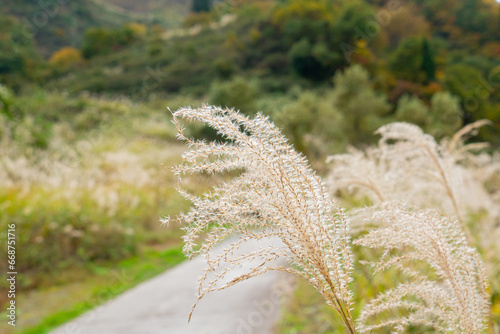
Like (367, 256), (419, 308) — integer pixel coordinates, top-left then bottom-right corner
(327, 121), (496, 235)
(372, 121), (497, 227)
(171, 106), (356, 332)
(355, 202), (490, 334)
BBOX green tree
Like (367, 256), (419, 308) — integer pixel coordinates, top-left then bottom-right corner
(0, 16), (40, 87)
(275, 91), (321, 154)
(394, 92), (463, 139)
(209, 76), (259, 115)
(0, 84), (14, 118)
(444, 64), (484, 101)
(81, 25), (141, 59)
(331, 65), (391, 145)
(192, 0), (212, 13)
(389, 37), (424, 83)
(395, 95), (429, 128)
(333, 1), (376, 43)
(288, 38), (333, 80)
(421, 38), (436, 83)
(333, 1), (377, 64)
(275, 90), (344, 157)
(82, 28), (111, 59)
(454, 0), (488, 34)
(429, 92), (462, 138)
(382, 5), (431, 48)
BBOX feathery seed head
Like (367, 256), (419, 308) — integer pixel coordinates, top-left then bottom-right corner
(171, 106), (356, 330)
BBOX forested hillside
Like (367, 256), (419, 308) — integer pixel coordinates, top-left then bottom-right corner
(2, 0), (499, 150)
(1, 0), (188, 57)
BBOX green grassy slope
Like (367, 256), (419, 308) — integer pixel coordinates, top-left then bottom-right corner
(1, 0), (188, 57)
(104, 0), (190, 27)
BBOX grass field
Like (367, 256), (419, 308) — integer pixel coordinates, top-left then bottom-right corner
(0, 92), (214, 333)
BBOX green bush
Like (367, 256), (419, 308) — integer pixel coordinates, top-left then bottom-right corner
(394, 92), (463, 139)
(395, 94), (429, 127)
(444, 64), (485, 100)
(274, 90), (344, 158)
(389, 37), (426, 83)
(191, 0), (212, 13)
(288, 38), (331, 80)
(0, 84), (14, 117)
(82, 25), (143, 59)
(209, 76), (259, 115)
(428, 91), (462, 138)
(331, 64), (391, 145)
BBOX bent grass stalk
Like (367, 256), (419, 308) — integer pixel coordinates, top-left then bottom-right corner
(170, 106), (356, 332)
(169, 106), (490, 333)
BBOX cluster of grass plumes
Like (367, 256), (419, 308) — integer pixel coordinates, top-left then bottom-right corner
(171, 106), (492, 333)
(355, 202), (490, 333)
(327, 121), (495, 221)
(0, 92), (193, 290)
(326, 121), (500, 284)
(0, 141), (186, 287)
(171, 106), (356, 331)
(327, 121), (499, 331)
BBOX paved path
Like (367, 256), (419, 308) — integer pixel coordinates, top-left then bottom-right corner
(51, 237), (293, 334)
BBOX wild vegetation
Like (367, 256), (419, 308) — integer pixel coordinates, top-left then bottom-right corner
(2, 1), (499, 155)
(0, 91), (206, 333)
(172, 107), (497, 333)
(0, 0), (499, 332)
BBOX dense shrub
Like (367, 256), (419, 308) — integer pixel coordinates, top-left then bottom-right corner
(82, 24), (145, 59)
(209, 76), (259, 115)
(49, 47), (82, 69)
(331, 65), (391, 145)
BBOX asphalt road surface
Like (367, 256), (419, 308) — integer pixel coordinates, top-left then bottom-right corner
(51, 237), (293, 334)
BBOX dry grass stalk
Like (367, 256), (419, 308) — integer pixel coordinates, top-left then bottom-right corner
(170, 107), (491, 333)
(171, 106), (356, 332)
(355, 202), (490, 334)
(327, 121), (496, 237)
